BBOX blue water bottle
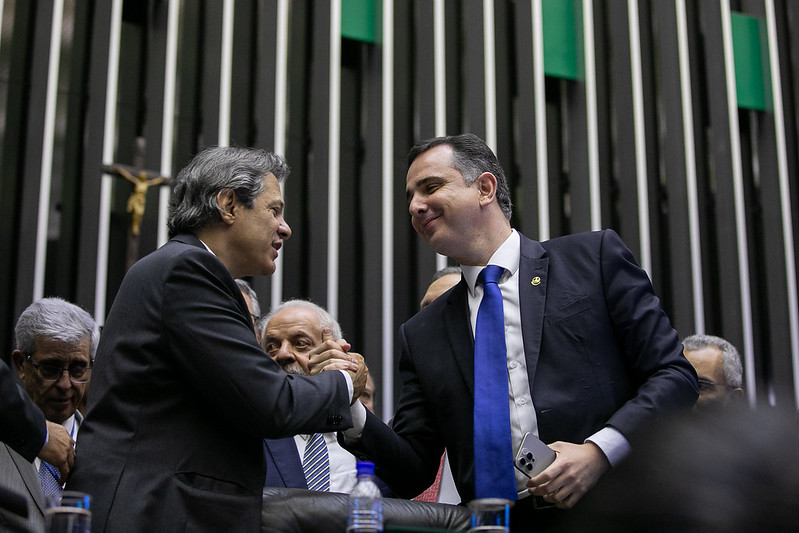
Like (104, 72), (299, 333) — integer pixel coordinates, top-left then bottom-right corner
(346, 461), (383, 532)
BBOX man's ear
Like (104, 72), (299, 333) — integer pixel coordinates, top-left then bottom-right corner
(476, 172), (498, 206)
(216, 188), (238, 224)
(11, 349), (26, 379)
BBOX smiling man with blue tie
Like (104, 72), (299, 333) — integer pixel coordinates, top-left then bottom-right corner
(342, 134), (699, 530)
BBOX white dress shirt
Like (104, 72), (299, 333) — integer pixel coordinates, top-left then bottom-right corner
(294, 433), (357, 494)
(461, 230), (630, 497)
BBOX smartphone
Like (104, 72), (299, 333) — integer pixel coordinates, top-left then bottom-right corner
(514, 432), (556, 478)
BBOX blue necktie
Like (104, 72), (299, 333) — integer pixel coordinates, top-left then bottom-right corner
(473, 265), (517, 500)
(38, 461), (62, 496)
(302, 433), (331, 492)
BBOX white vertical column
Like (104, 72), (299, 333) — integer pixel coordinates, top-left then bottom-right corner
(532, 0), (549, 240)
(382, 0), (395, 422)
(764, 0), (799, 409)
(218, 0), (235, 147)
(157, 0), (181, 247)
(720, 0), (756, 406)
(582, 0), (601, 231)
(483, 0), (497, 152)
(327, 0), (342, 317)
(434, 0), (448, 272)
(95, 0), (124, 323)
(271, 0), (290, 310)
(627, 0), (652, 276)
(33, 0), (65, 301)
(675, 0), (705, 334)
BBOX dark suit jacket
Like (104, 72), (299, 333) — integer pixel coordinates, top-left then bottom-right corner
(346, 230), (698, 502)
(0, 360), (46, 462)
(68, 235), (352, 532)
(264, 438), (307, 489)
(264, 437), (393, 497)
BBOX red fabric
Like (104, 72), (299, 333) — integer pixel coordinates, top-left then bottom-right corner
(412, 453), (446, 502)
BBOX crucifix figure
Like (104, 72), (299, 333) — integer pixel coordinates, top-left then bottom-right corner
(103, 162), (171, 269)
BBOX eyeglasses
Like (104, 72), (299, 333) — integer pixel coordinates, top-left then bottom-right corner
(697, 377), (735, 392)
(24, 354), (92, 384)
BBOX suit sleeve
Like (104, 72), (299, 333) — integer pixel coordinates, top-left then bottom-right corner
(0, 359), (46, 461)
(342, 323), (444, 499)
(600, 229), (698, 436)
(161, 249), (353, 437)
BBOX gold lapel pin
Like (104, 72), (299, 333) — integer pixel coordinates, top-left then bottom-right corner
(531, 276), (541, 286)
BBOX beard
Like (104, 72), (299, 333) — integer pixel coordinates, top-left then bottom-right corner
(281, 362), (307, 376)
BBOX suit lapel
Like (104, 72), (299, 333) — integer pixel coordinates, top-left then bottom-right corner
(518, 236), (549, 392)
(264, 438), (307, 489)
(443, 282), (476, 394)
(10, 450), (46, 515)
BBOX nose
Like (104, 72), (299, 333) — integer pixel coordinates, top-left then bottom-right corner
(272, 341), (296, 365)
(408, 192), (426, 216)
(278, 218), (291, 240)
(53, 369), (72, 390)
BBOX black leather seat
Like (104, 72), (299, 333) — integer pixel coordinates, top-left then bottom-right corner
(261, 487), (470, 532)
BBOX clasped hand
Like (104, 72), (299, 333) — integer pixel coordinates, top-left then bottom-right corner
(307, 329), (369, 405)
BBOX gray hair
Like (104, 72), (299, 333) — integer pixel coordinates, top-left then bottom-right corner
(167, 146), (289, 238)
(235, 279), (261, 318)
(431, 265), (462, 283)
(260, 299), (342, 341)
(407, 133), (513, 220)
(15, 298), (100, 361)
(683, 334), (743, 388)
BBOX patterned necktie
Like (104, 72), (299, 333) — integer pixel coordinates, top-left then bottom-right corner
(413, 453), (446, 502)
(302, 433), (331, 492)
(38, 461), (62, 496)
(473, 265), (517, 500)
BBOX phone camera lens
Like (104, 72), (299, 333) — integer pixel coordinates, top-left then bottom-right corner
(525, 452), (533, 461)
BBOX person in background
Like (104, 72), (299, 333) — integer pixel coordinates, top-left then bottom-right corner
(261, 300), (389, 496)
(2, 298), (98, 532)
(342, 133), (697, 529)
(359, 374), (375, 414)
(67, 146), (367, 532)
(236, 278), (262, 342)
(682, 334), (744, 410)
(419, 266), (462, 310)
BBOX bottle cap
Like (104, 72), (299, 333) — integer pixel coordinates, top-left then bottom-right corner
(356, 461), (375, 476)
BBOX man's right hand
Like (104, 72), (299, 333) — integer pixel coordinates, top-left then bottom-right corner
(39, 421), (75, 482)
(307, 330), (369, 405)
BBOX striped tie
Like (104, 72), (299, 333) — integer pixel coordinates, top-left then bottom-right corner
(38, 461), (62, 496)
(302, 433), (330, 492)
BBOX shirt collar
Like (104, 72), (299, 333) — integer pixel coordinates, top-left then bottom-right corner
(461, 229), (520, 297)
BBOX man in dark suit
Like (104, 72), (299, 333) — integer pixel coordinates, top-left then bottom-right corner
(342, 134), (698, 526)
(67, 147), (367, 532)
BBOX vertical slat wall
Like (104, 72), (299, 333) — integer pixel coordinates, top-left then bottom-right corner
(1, 0), (798, 413)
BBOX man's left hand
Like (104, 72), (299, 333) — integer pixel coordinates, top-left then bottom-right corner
(525, 441), (610, 509)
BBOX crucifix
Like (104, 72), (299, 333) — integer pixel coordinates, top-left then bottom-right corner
(103, 159), (171, 270)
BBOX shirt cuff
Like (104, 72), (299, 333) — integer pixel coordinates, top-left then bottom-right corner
(339, 369), (354, 403)
(342, 399), (367, 441)
(585, 426), (632, 468)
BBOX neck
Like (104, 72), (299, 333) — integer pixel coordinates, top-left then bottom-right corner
(196, 227), (240, 278)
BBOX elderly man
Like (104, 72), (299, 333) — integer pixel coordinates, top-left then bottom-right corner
(67, 146), (367, 532)
(682, 334), (745, 409)
(1, 297), (98, 532)
(260, 300), (388, 496)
